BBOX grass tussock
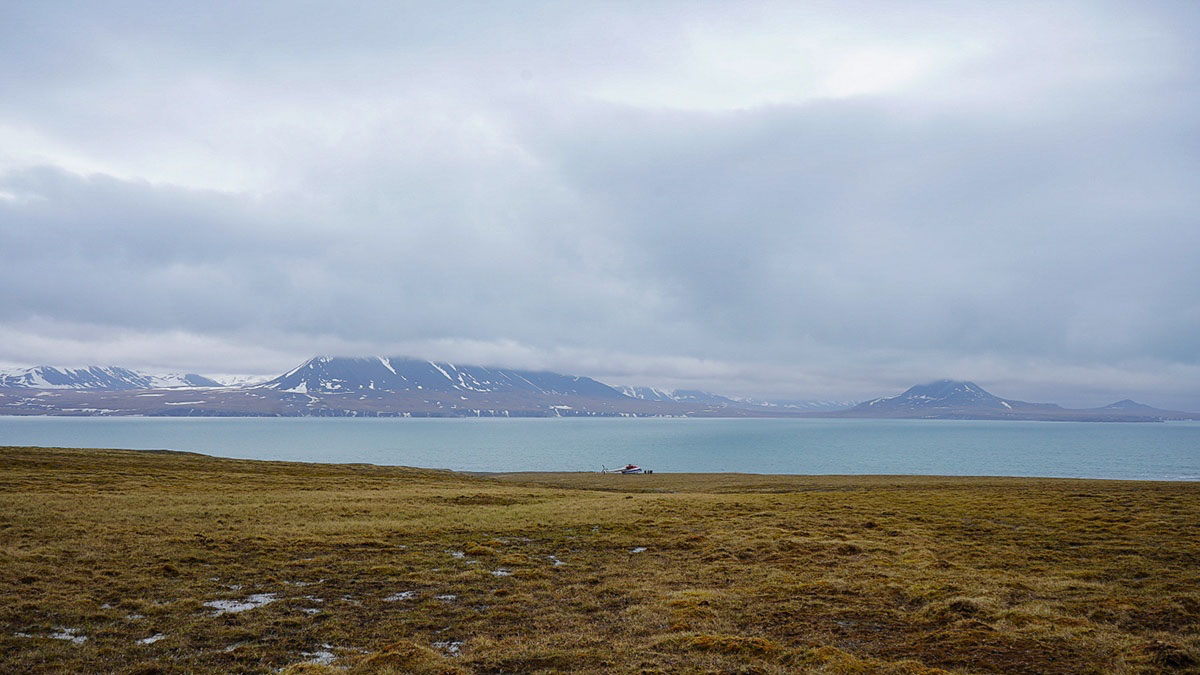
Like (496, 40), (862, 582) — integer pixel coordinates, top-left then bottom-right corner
(1, 447), (1199, 673)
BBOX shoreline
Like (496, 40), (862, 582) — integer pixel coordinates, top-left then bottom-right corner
(4, 445), (1198, 483)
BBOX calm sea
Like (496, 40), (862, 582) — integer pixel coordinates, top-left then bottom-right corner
(1, 416), (1198, 481)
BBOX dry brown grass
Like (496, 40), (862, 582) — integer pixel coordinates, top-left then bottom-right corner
(2, 447), (1199, 673)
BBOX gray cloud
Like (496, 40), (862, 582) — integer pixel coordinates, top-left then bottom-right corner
(1, 1), (1198, 410)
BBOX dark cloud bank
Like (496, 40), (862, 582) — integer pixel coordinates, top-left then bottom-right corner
(2, 1), (1198, 409)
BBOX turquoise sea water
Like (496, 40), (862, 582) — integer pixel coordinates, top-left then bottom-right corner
(1, 416), (1197, 480)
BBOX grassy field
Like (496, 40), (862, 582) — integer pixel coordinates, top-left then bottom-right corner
(2, 447), (1198, 674)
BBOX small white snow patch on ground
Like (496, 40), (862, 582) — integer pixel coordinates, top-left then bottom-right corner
(14, 632), (32, 638)
(435, 594), (457, 602)
(301, 649), (336, 665)
(548, 555), (566, 567)
(204, 593), (277, 615)
(630, 547), (647, 553)
(433, 641), (464, 656)
(447, 550), (465, 559)
(301, 608), (321, 615)
(138, 633), (167, 645)
(125, 614), (144, 621)
(304, 595), (324, 603)
(100, 603), (114, 609)
(223, 642), (247, 653)
(384, 591), (417, 601)
(226, 584), (243, 591)
(287, 579), (323, 587)
(491, 569), (512, 577)
(51, 627), (86, 644)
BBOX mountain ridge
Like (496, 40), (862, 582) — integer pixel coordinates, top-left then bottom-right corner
(256, 355), (627, 399)
(834, 380), (1194, 422)
(0, 365), (221, 390)
(0, 363), (1195, 420)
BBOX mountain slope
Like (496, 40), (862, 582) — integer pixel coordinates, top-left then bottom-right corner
(256, 356), (628, 398)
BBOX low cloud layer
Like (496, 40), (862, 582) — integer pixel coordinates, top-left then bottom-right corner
(2, 1), (1198, 409)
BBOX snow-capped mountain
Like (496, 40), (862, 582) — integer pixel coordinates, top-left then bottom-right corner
(846, 380), (1060, 416)
(0, 366), (221, 390)
(256, 356), (627, 398)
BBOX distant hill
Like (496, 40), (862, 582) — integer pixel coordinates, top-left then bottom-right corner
(1093, 399), (1163, 413)
(730, 397), (858, 412)
(848, 380), (1059, 415)
(837, 380), (1195, 422)
(0, 365), (221, 390)
(1083, 399), (1198, 419)
(617, 385), (854, 412)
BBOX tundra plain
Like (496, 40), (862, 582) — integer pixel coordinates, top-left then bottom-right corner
(1, 447), (1198, 673)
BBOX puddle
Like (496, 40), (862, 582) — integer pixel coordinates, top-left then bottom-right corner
(51, 627), (86, 644)
(204, 593), (277, 615)
(138, 633), (167, 645)
(630, 547), (647, 554)
(384, 591), (417, 601)
(491, 569), (512, 577)
(432, 640), (464, 656)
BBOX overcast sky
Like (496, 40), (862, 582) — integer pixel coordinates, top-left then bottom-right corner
(2, 1), (1198, 408)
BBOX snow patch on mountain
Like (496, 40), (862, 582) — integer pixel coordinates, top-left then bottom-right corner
(0, 366), (222, 390)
